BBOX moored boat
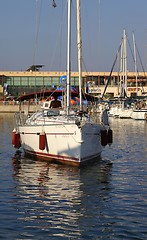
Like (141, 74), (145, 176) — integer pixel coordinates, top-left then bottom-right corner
(13, 98), (112, 166)
(130, 99), (147, 120)
(131, 109), (147, 120)
(12, 0), (113, 167)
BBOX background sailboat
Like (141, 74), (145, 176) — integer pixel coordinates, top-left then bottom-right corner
(107, 30), (147, 119)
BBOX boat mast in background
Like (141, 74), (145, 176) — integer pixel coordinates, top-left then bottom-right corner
(120, 29), (127, 98)
(132, 32), (138, 97)
(76, 0), (83, 111)
(124, 29), (128, 97)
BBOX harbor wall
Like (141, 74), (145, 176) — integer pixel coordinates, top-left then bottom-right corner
(0, 103), (40, 113)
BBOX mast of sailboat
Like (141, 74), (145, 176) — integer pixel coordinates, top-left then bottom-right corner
(76, 0), (83, 111)
(119, 38), (123, 97)
(133, 32), (138, 97)
(123, 29), (127, 97)
(66, 0), (71, 115)
(120, 29), (127, 98)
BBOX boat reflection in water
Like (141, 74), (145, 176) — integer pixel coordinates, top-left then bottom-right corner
(12, 154), (113, 239)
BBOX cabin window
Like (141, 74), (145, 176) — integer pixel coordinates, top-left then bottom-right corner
(44, 103), (49, 108)
(47, 109), (60, 116)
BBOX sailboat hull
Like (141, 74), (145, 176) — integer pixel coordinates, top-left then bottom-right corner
(18, 122), (102, 167)
(131, 109), (147, 120)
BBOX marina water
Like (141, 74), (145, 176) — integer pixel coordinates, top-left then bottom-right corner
(0, 113), (147, 239)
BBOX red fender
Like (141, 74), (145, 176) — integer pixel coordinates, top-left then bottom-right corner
(14, 133), (21, 149)
(101, 129), (108, 146)
(39, 132), (46, 150)
(107, 129), (113, 145)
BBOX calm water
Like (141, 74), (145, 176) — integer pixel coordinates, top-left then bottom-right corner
(0, 113), (147, 240)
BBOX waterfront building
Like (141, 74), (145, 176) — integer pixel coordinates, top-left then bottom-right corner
(0, 67), (147, 100)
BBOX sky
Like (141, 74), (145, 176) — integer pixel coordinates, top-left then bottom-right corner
(0, 0), (147, 72)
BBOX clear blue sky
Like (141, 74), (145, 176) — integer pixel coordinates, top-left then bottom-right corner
(0, 0), (147, 72)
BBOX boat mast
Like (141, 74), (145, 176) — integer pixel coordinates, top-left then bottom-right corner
(123, 29), (128, 97)
(133, 32), (138, 97)
(120, 39), (123, 97)
(120, 29), (127, 98)
(66, 0), (71, 115)
(76, 0), (83, 111)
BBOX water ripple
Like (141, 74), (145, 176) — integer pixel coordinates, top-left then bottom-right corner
(0, 115), (147, 239)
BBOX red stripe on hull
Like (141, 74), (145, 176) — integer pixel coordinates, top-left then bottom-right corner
(24, 149), (101, 167)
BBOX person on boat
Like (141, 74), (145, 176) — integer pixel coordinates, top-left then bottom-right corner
(50, 96), (62, 108)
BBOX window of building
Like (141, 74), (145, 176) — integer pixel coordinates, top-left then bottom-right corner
(13, 77), (21, 86)
(21, 77), (28, 86)
(52, 77), (59, 87)
(28, 77), (36, 86)
(44, 77), (52, 86)
(7, 77), (13, 86)
(35, 77), (44, 86)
